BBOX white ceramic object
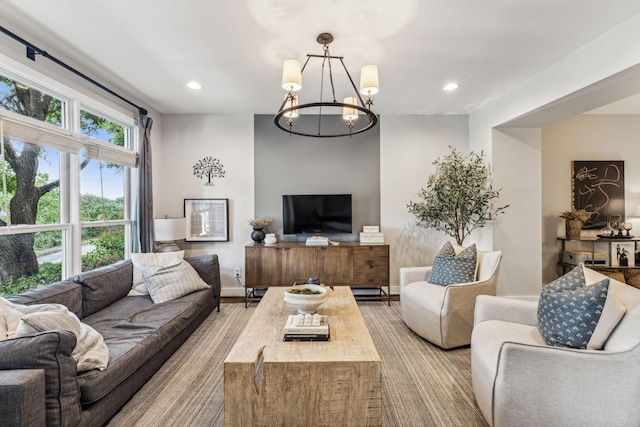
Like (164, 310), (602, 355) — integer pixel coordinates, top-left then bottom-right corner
(283, 284), (328, 314)
(264, 233), (277, 245)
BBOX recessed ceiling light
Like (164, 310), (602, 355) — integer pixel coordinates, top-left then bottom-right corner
(186, 81), (203, 90)
(443, 83), (459, 91)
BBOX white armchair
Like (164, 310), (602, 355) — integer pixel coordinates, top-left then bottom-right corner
(399, 248), (502, 349)
(471, 276), (640, 427)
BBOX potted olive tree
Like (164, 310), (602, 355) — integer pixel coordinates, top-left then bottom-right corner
(407, 146), (508, 245)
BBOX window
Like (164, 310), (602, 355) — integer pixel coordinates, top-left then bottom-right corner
(79, 109), (135, 271)
(0, 71), (137, 296)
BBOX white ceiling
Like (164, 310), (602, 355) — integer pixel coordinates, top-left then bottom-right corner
(2, 1), (640, 116)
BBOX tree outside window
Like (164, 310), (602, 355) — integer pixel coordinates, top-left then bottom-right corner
(0, 76), (132, 296)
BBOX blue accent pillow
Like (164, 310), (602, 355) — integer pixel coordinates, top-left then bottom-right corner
(537, 263), (624, 349)
(427, 242), (477, 286)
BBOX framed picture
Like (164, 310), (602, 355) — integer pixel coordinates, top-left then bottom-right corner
(611, 242), (635, 267)
(571, 160), (624, 229)
(184, 198), (229, 242)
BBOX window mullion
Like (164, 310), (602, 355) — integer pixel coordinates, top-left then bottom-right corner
(67, 99), (83, 277)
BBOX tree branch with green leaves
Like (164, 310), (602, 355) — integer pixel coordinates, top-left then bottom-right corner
(407, 146), (509, 245)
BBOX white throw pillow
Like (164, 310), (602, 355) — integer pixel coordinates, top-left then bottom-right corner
(0, 297), (25, 340)
(141, 258), (209, 304)
(129, 251), (185, 296)
(13, 302), (109, 372)
(0, 299), (7, 340)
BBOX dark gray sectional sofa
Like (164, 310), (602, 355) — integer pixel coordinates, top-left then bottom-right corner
(0, 254), (220, 427)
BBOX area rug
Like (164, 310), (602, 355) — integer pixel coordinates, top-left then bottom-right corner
(107, 301), (488, 426)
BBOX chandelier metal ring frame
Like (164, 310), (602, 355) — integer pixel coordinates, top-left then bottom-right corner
(274, 33), (379, 138)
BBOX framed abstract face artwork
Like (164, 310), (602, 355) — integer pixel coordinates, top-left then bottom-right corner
(571, 160), (624, 229)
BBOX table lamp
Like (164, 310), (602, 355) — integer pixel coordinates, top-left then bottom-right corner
(154, 217), (186, 252)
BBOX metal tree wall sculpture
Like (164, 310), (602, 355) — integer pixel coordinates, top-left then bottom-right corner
(193, 157), (226, 186)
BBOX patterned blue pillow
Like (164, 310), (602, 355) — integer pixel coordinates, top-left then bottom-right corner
(427, 242), (477, 286)
(537, 263), (622, 349)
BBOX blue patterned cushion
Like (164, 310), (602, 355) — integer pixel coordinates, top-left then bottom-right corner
(427, 242), (477, 286)
(537, 263), (625, 349)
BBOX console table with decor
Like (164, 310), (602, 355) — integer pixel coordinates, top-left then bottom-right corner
(245, 242), (390, 306)
(557, 237), (640, 275)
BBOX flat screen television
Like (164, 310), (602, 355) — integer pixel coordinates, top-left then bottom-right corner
(283, 194), (353, 235)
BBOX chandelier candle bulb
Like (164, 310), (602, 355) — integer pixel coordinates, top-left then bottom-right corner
(274, 33), (379, 138)
(282, 59), (302, 92)
(343, 96), (358, 121)
(283, 94), (299, 118)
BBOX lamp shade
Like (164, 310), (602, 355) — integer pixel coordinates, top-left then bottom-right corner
(359, 64), (379, 96)
(342, 97), (358, 121)
(154, 218), (186, 242)
(282, 59), (302, 92)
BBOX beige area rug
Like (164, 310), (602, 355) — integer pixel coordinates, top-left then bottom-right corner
(108, 301), (488, 427)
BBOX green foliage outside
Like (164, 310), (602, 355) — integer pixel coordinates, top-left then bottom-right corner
(0, 77), (129, 297)
(0, 263), (62, 297)
(81, 227), (125, 272)
(0, 227), (125, 297)
(407, 146), (509, 246)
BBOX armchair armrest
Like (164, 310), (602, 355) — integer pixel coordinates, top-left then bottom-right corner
(0, 330), (81, 427)
(0, 369), (46, 426)
(493, 342), (640, 426)
(399, 266), (432, 290)
(474, 295), (538, 327)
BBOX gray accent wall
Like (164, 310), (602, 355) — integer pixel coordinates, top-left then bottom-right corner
(254, 114), (380, 242)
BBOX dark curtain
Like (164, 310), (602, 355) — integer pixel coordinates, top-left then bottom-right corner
(133, 113), (154, 253)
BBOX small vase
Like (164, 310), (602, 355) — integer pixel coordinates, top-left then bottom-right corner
(264, 233), (277, 245)
(565, 220), (582, 240)
(251, 228), (266, 243)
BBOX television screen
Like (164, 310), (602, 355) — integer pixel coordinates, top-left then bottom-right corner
(283, 194), (352, 235)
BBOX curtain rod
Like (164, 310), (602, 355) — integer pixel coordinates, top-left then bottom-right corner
(0, 25), (148, 116)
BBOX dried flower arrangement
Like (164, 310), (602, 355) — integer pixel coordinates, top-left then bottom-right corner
(248, 218), (272, 228)
(559, 209), (592, 221)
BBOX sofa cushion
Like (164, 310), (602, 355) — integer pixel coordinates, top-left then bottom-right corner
(77, 287), (213, 404)
(185, 255), (220, 292)
(7, 280), (83, 318)
(537, 263), (626, 349)
(13, 304), (109, 372)
(129, 251), (185, 296)
(0, 330), (81, 426)
(428, 242), (477, 286)
(142, 259), (210, 303)
(72, 260), (133, 317)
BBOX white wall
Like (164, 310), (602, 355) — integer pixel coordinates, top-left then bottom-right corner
(541, 114), (640, 283)
(380, 115), (469, 294)
(469, 12), (640, 297)
(492, 128), (542, 296)
(156, 114), (469, 296)
(158, 115), (254, 297)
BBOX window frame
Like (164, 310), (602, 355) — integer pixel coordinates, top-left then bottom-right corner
(0, 52), (138, 281)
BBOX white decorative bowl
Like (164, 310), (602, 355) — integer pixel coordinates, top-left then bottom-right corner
(283, 284), (328, 314)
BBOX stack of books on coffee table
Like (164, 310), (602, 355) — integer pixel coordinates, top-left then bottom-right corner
(283, 314), (330, 341)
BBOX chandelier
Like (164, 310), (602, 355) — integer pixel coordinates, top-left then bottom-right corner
(274, 33), (379, 138)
